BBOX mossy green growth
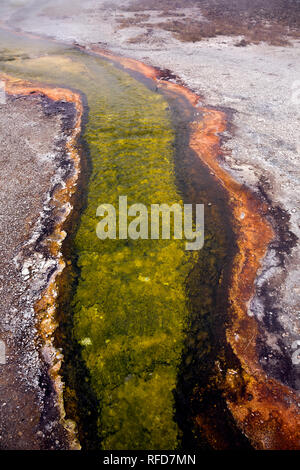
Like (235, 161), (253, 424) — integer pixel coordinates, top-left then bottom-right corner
(74, 82), (194, 450)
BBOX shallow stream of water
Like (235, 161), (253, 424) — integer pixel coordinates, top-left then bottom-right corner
(0, 28), (250, 450)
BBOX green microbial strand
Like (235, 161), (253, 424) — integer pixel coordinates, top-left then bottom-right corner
(0, 31), (196, 449)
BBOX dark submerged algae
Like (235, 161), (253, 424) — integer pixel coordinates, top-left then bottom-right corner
(0, 28), (250, 449)
(161, 89), (250, 449)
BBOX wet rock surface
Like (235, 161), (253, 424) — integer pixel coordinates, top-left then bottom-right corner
(0, 93), (76, 449)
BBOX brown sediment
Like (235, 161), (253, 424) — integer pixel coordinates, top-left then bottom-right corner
(81, 48), (300, 449)
(1, 74), (83, 449)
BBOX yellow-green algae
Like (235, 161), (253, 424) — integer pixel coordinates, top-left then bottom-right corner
(74, 86), (194, 450)
(0, 30), (195, 449)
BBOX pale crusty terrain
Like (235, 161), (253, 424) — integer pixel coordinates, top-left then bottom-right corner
(0, 92), (76, 449)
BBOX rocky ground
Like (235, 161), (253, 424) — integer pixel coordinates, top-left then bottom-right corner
(0, 90), (77, 449)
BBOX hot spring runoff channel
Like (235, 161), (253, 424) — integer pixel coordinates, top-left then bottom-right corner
(0, 27), (249, 450)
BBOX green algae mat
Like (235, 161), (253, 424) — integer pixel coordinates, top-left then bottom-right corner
(75, 93), (194, 449)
